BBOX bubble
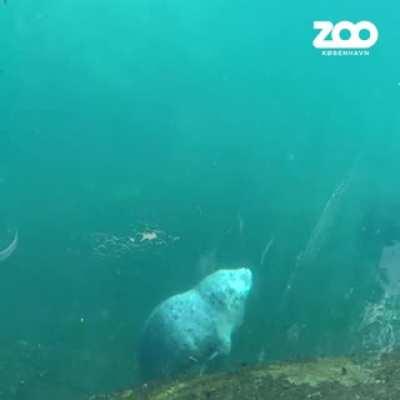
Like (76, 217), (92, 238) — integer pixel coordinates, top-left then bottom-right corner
(86, 225), (180, 259)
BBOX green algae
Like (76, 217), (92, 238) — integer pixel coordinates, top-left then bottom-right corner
(89, 354), (400, 400)
(261, 357), (377, 387)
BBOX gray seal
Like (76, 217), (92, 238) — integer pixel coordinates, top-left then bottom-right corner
(138, 268), (252, 381)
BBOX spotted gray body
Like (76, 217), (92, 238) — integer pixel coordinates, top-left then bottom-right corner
(138, 268), (252, 381)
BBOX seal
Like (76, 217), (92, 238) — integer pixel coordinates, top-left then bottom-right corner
(138, 268), (252, 381)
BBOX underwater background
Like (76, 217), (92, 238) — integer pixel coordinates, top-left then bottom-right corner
(0, 0), (400, 398)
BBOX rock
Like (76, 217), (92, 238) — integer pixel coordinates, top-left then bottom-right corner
(91, 353), (400, 400)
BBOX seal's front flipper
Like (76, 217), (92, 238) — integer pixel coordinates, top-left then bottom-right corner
(198, 351), (220, 377)
(216, 322), (232, 356)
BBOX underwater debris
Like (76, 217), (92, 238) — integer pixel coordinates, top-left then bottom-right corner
(87, 225), (180, 259)
(300, 178), (348, 265)
(260, 237), (274, 266)
(280, 166), (354, 306)
(0, 230), (18, 263)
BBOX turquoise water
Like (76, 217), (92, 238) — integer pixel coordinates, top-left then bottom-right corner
(0, 0), (399, 398)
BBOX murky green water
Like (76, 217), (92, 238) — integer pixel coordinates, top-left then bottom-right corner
(0, 0), (399, 398)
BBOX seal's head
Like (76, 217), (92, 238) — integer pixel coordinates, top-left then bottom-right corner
(197, 268), (253, 326)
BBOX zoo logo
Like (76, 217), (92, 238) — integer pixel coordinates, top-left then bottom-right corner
(313, 21), (379, 49)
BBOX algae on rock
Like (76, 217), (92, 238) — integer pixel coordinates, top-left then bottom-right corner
(89, 353), (400, 400)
